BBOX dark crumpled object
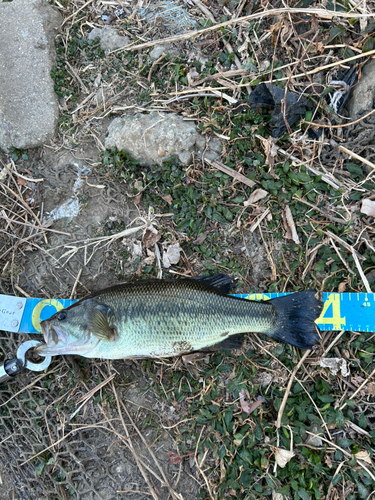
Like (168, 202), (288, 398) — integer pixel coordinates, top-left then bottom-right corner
(233, 83), (313, 138)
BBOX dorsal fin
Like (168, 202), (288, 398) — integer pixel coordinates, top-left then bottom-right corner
(191, 274), (232, 294)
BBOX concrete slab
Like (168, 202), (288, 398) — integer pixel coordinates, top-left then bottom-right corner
(0, 0), (62, 152)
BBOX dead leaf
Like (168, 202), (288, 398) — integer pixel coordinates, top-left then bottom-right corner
(325, 454), (333, 468)
(319, 358), (350, 377)
(132, 242), (142, 258)
(162, 242), (182, 268)
(133, 193), (142, 205)
(167, 452), (183, 465)
(142, 228), (161, 249)
(17, 177), (26, 185)
(364, 381), (375, 396)
(263, 138), (278, 169)
(274, 447), (295, 468)
(220, 458), (226, 481)
(144, 249), (155, 265)
(270, 21), (283, 46)
(258, 59), (270, 73)
(0, 166), (9, 182)
(161, 194), (173, 205)
(244, 188), (269, 206)
(351, 375), (365, 387)
(338, 277), (350, 293)
(256, 372), (273, 387)
(347, 376), (375, 396)
(306, 426), (323, 447)
(187, 67), (199, 86)
(361, 199), (375, 217)
(193, 231), (208, 245)
(355, 450), (373, 465)
(282, 205), (300, 244)
(248, 399), (265, 414)
(239, 389), (251, 414)
(272, 492), (287, 500)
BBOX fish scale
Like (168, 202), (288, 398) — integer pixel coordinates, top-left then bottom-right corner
(35, 276), (322, 359)
(93, 282), (277, 358)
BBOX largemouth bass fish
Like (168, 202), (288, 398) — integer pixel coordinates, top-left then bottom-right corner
(36, 275), (322, 359)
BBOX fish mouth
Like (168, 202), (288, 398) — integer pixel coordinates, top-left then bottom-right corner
(36, 321), (100, 357)
(41, 321), (67, 346)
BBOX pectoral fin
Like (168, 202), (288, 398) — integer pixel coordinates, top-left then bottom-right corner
(84, 304), (116, 341)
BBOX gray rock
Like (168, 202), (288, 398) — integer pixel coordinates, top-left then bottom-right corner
(0, 0), (62, 152)
(105, 112), (222, 166)
(348, 59), (375, 119)
(150, 44), (169, 60)
(87, 26), (129, 52)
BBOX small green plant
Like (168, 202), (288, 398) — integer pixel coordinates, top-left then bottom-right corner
(8, 147), (28, 161)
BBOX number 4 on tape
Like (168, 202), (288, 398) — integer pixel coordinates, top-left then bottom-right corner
(318, 293), (346, 331)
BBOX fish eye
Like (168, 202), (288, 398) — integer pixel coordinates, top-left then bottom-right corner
(57, 311), (67, 321)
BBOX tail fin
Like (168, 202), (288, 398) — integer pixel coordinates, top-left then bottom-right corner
(269, 291), (323, 349)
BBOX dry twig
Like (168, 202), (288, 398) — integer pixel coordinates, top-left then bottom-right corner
(276, 350), (311, 428)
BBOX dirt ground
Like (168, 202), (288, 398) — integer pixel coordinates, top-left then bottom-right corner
(1, 1), (375, 500)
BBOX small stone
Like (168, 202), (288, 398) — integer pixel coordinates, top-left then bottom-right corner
(150, 44), (168, 60)
(87, 26), (129, 52)
(105, 111), (221, 166)
(348, 59), (375, 119)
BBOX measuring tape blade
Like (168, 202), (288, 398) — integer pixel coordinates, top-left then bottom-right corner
(0, 293), (373, 334)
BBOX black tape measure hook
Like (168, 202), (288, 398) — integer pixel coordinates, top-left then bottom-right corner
(0, 340), (52, 384)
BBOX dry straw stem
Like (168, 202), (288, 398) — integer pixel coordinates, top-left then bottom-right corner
(276, 349), (311, 428)
(61, 0), (95, 26)
(339, 365), (375, 410)
(54, 221), (148, 266)
(255, 136), (342, 190)
(0, 214), (71, 236)
(195, 425), (214, 499)
(295, 196), (349, 225)
(114, 8), (375, 53)
(267, 48), (375, 83)
(75, 373), (117, 405)
(111, 380), (181, 500)
(69, 267), (82, 300)
(205, 158), (256, 188)
(171, 47), (366, 96)
(1, 176), (48, 244)
(111, 383), (160, 500)
(249, 207), (270, 233)
(351, 248), (373, 293)
(119, 398), (182, 500)
(339, 145), (375, 171)
(329, 238), (355, 275)
(21, 421), (126, 467)
(257, 343), (331, 437)
(305, 431), (375, 481)
(321, 330), (346, 357)
(324, 229), (365, 260)
(258, 225), (277, 281)
(0, 362), (64, 408)
(306, 107), (375, 129)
